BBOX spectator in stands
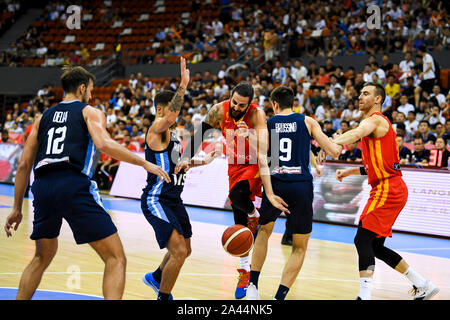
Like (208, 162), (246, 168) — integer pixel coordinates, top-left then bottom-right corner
(412, 136), (430, 165)
(328, 108), (341, 131)
(405, 111), (419, 139)
(3, 113), (14, 131)
(428, 85), (446, 108)
(430, 137), (449, 168)
(371, 62), (386, 85)
(292, 60), (308, 83)
(181, 113), (194, 139)
(397, 95), (416, 117)
(423, 105), (445, 128)
(9, 121), (23, 134)
(263, 28), (278, 61)
(442, 119), (450, 145)
(385, 74), (401, 101)
(416, 120), (437, 144)
(330, 87), (346, 111)
(1, 129), (14, 143)
(322, 120), (335, 138)
(417, 45), (437, 95)
(363, 64), (373, 83)
(397, 135), (413, 164)
(399, 51), (415, 73)
(93, 97), (106, 113)
(339, 140), (362, 162)
(192, 105), (208, 128)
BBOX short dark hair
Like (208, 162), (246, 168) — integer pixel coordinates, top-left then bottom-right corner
(269, 86), (294, 110)
(61, 66), (95, 94)
(414, 136), (425, 143)
(396, 122), (406, 130)
(154, 90), (175, 107)
(363, 82), (386, 105)
(231, 82), (254, 104)
(419, 120), (430, 127)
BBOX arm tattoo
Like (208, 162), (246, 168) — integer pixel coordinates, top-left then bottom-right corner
(205, 103), (223, 128)
(167, 87), (185, 113)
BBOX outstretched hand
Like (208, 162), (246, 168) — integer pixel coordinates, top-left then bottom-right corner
(267, 193), (290, 214)
(179, 56), (190, 89)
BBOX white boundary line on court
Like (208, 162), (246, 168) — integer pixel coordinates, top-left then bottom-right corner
(0, 272), (449, 289)
(0, 286), (103, 298)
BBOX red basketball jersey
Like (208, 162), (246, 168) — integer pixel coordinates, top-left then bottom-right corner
(361, 112), (403, 186)
(221, 100), (259, 165)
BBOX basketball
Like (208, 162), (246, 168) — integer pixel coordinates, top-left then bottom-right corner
(221, 224), (254, 257)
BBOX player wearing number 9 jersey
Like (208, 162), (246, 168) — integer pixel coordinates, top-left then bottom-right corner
(247, 86), (342, 300)
(3, 66), (170, 300)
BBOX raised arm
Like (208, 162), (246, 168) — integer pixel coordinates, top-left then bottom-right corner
(150, 57), (190, 134)
(332, 116), (379, 146)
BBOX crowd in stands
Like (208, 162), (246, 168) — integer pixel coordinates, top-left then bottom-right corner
(0, 0), (449, 67)
(0, 0), (23, 37)
(0, 0), (449, 187)
(2, 43), (450, 188)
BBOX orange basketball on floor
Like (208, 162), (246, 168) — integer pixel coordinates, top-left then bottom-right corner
(221, 224), (254, 257)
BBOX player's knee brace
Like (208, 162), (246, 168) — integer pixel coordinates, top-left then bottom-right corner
(354, 228), (376, 272)
(372, 239), (403, 269)
(229, 180), (254, 214)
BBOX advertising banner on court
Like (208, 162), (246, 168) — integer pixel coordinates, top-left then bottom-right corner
(110, 156), (450, 238)
(0, 143), (23, 184)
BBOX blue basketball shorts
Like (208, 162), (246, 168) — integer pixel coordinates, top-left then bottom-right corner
(30, 169), (117, 244)
(141, 192), (192, 249)
(259, 178), (314, 235)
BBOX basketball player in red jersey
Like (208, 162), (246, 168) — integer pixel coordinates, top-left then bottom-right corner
(178, 82), (279, 299)
(324, 82), (439, 300)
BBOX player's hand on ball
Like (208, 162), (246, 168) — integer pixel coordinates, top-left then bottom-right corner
(267, 193), (290, 214)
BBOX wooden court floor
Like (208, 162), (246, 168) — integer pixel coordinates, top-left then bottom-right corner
(0, 194), (449, 300)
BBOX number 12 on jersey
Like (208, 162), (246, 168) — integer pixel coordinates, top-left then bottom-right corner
(46, 126), (67, 155)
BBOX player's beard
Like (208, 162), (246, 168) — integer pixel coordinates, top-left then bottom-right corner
(229, 105), (249, 121)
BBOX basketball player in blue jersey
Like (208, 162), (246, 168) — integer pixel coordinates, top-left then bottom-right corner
(3, 66), (170, 300)
(247, 86), (342, 300)
(141, 57), (215, 300)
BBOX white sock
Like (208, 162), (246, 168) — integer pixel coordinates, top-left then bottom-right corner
(240, 256), (250, 272)
(358, 277), (372, 300)
(404, 267), (426, 288)
(248, 208), (260, 218)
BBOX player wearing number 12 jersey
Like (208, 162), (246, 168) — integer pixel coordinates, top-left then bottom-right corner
(4, 66), (169, 300)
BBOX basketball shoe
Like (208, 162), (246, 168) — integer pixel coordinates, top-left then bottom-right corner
(246, 283), (260, 300)
(235, 269), (250, 299)
(143, 272), (173, 300)
(409, 280), (439, 300)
